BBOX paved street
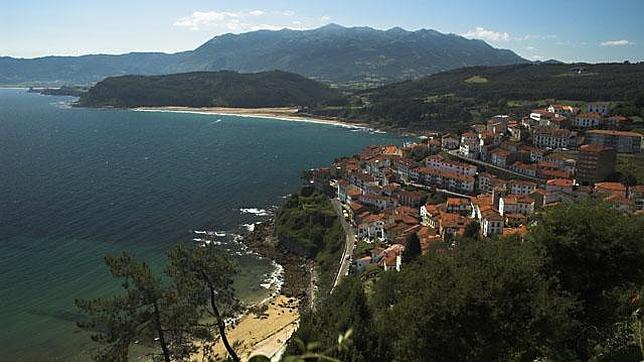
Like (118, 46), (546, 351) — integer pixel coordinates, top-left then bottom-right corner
(330, 198), (356, 293)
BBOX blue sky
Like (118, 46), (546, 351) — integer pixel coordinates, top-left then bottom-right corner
(1, 0), (643, 62)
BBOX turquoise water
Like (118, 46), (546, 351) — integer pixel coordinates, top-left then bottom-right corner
(0, 89), (401, 360)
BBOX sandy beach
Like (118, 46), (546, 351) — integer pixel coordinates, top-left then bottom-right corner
(194, 294), (299, 362)
(133, 106), (372, 130)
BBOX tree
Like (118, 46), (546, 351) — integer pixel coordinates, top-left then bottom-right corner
(528, 200), (644, 357)
(402, 233), (421, 262)
(377, 238), (578, 361)
(167, 244), (242, 362)
(463, 220), (480, 239)
(75, 252), (197, 362)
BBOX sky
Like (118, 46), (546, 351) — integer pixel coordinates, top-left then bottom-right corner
(1, 0), (643, 63)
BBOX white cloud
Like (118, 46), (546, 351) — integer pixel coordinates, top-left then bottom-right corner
(174, 9), (323, 32)
(600, 39), (632, 46)
(462, 27), (510, 42)
(525, 46), (535, 50)
(173, 10), (266, 31)
(320, 15), (332, 22)
(531, 55), (545, 60)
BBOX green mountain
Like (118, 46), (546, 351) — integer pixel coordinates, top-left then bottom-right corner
(0, 24), (527, 88)
(77, 70), (343, 108)
(312, 62), (644, 130)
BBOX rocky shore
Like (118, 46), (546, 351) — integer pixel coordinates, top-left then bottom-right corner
(240, 220), (313, 301)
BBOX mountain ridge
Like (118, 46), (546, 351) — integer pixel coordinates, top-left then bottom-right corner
(0, 24), (527, 88)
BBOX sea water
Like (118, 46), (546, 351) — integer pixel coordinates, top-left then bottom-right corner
(0, 88), (401, 360)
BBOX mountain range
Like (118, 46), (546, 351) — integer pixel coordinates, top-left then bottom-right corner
(0, 24), (527, 88)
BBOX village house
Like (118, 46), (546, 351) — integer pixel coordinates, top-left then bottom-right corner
(507, 180), (538, 195)
(499, 195), (535, 216)
(480, 210), (504, 237)
(425, 155), (477, 176)
(490, 148), (513, 168)
(628, 185), (644, 210)
(532, 127), (576, 149)
(587, 102), (610, 116)
(441, 134), (460, 150)
(585, 130), (643, 154)
(420, 202), (443, 229)
(573, 112), (603, 128)
(446, 197), (472, 215)
(378, 244), (405, 271)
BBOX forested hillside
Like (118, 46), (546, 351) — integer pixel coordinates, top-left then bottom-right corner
(288, 200), (644, 361)
(310, 62), (644, 130)
(78, 70), (343, 108)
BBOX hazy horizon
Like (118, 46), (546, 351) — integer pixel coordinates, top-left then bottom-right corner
(1, 0), (643, 63)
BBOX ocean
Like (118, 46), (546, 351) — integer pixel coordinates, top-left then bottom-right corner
(0, 88), (401, 360)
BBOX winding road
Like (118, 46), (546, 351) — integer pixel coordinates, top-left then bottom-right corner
(330, 199), (356, 294)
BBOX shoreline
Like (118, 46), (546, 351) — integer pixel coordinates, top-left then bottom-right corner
(132, 106), (389, 132)
(197, 221), (309, 361)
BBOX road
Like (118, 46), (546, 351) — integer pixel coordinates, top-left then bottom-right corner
(330, 198), (356, 294)
(446, 149), (546, 184)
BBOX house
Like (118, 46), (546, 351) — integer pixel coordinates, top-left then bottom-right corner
(627, 185), (644, 210)
(532, 127), (575, 149)
(574, 112), (603, 128)
(446, 197), (472, 215)
(490, 148), (513, 168)
(420, 203), (443, 228)
(383, 144), (403, 157)
(359, 194), (396, 211)
(441, 134), (460, 150)
(603, 115), (630, 129)
(438, 212), (470, 239)
(587, 102), (610, 116)
(425, 155), (477, 176)
(510, 161), (538, 177)
(378, 244), (405, 271)
(546, 178), (574, 193)
(548, 104), (579, 117)
(499, 195), (535, 216)
(507, 180), (537, 196)
(481, 210), (504, 237)
(585, 130), (643, 154)
(356, 213), (386, 240)
(354, 256), (372, 273)
(594, 182), (627, 197)
(397, 190), (426, 207)
(603, 194), (635, 213)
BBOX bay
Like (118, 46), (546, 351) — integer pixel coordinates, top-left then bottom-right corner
(0, 89), (401, 360)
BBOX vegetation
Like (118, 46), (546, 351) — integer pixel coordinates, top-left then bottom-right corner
(76, 245), (243, 361)
(1, 24), (526, 88)
(311, 62), (644, 130)
(275, 188), (345, 294)
(290, 200), (644, 361)
(78, 70), (344, 108)
(616, 154), (644, 184)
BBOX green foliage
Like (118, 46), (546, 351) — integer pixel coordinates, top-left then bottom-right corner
(401, 233), (421, 262)
(78, 70), (343, 108)
(1, 25), (526, 88)
(75, 252), (199, 362)
(76, 245), (244, 361)
(291, 201), (644, 361)
(315, 62), (644, 130)
(275, 190), (338, 257)
(616, 154), (644, 184)
(528, 199), (644, 358)
(289, 278), (374, 361)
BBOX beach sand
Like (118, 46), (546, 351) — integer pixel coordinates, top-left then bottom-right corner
(194, 294), (299, 362)
(133, 106), (369, 129)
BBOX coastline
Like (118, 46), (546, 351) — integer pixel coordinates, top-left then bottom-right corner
(132, 106), (383, 131)
(198, 222), (310, 361)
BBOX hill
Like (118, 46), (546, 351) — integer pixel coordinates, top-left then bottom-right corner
(77, 70), (343, 108)
(310, 62), (644, 130)
(0, 24), (526, 88)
